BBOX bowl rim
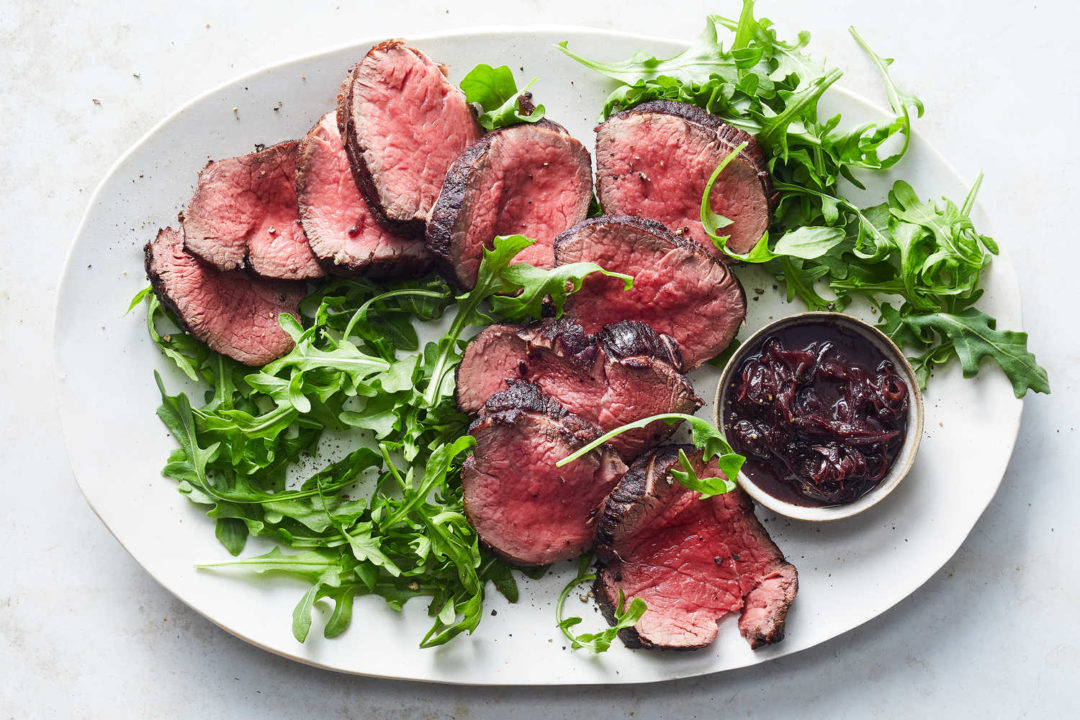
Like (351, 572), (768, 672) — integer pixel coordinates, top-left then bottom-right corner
(713, 311), (925, 522)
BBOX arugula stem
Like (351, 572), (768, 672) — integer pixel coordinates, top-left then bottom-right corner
(701, 141), (749, 240)
(421, 239), (527, 406)
(421, 309), (471, 407)
(379, 442), (407, 491)
(343, 289), (449, 340)
(555, 558), (596, 646)
(961, 171), (984, 217)
(557, 414), (686, 466)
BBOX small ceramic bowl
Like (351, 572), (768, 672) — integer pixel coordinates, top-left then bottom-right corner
(714, 312), (924, 521)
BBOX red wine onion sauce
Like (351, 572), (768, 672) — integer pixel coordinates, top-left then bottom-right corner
(723, 323), (909, 507)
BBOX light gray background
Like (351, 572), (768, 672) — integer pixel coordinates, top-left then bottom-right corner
(2, 0), (1076, 717)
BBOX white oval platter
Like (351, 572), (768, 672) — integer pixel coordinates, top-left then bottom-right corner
(55, 27), (1024, 685)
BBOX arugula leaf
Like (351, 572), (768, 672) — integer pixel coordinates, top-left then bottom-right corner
(125, 285), (153, 315)
(135, 289), (209, 382)
(670, 448), (737, 499)
(554, 554), (647, 653)
(847, 26), (924, 170)
(491, 262), (633, 321)
(460, 63), (545, 130)
(198, 547), (349, 642)
(557, 19), (739, 87)
(154, 371), (220, 495)
(557, 413), (744, 498)
(318, 584), (356, 638)
(198, 546), (345, 580)
(772, 226), (848, 259)
(214, 517), (248, 556)
(263, 315), (389, 388)
(892, 308), (1049, 396)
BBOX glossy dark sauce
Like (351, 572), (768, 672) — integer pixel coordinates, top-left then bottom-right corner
(723, 323), (910, 507)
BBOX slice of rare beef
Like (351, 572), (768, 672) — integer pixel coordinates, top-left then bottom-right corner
(427, 120), (593, 289)
(456, 319), (701, 459)
(296, 112), (430, 276)
(553, 216), (746, 369)
(595, 445), (798, 650)
(337, 40), (482, 237)
(145, 227), (305, 366)
(182, 140), (325, 280)
(595, 100), (775, 256)
(462, 382), (627, 566)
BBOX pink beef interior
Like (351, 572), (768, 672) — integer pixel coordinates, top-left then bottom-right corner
(598, 450), (797, 649)
(183, 141), (324, 280)
(454, 324), (534, 413)
(145, 227), (305, 366)
(555, 218), (745, 369)
(462, 392), (626, 566)
(597, 111), (770, 255)
(352, 43), (480, 223)
(451, 125), (592, 285)
(597, 357), (697, 458)
(297, 112), (426, 272)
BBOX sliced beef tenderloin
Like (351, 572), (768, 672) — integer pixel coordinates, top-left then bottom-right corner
(182, 140), (324, 280)
(455, 318), (595, 414)
(553, 216), (746, 369)
(596, 321), (700, 455)
(595, 445), (798, 650)
(595, 100), (776, 256)
(145, 227), (305, 366)
(337, 40), (481, 237)
(456, 319), (701, 459)
(296, 112), (430, 276)
(462, 382), (627, 566)
(427, 120), (593, 289)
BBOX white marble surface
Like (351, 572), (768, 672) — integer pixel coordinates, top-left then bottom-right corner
(1, 0), (1076, 716)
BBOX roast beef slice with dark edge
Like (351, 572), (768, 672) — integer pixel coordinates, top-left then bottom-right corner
(296, 112), (431, 277)
(461, 381), (627, 566)
(456, 318), (701, 459)
(337, 40), (481, 237)
(427, 120), (593, 289)
(595, 99), (776, 256)
(594, 445), (798, 650)
(145, 227), (306, 366)
(182, 140), (325, 280)
(553, 215), (747, 369)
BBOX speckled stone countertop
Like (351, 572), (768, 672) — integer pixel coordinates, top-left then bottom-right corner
(1, 1), (1075, 717)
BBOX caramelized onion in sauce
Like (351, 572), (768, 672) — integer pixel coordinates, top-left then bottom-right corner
(723, 323), (910, 507)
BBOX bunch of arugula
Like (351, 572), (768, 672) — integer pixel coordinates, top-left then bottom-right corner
(138, 235), (633, 647)
(559, 0), (1048, 396)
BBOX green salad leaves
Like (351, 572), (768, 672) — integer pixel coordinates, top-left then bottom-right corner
(460, 63), (546, 130)
(560, 0), (1047, 397)
(140, 235), (631, 647)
